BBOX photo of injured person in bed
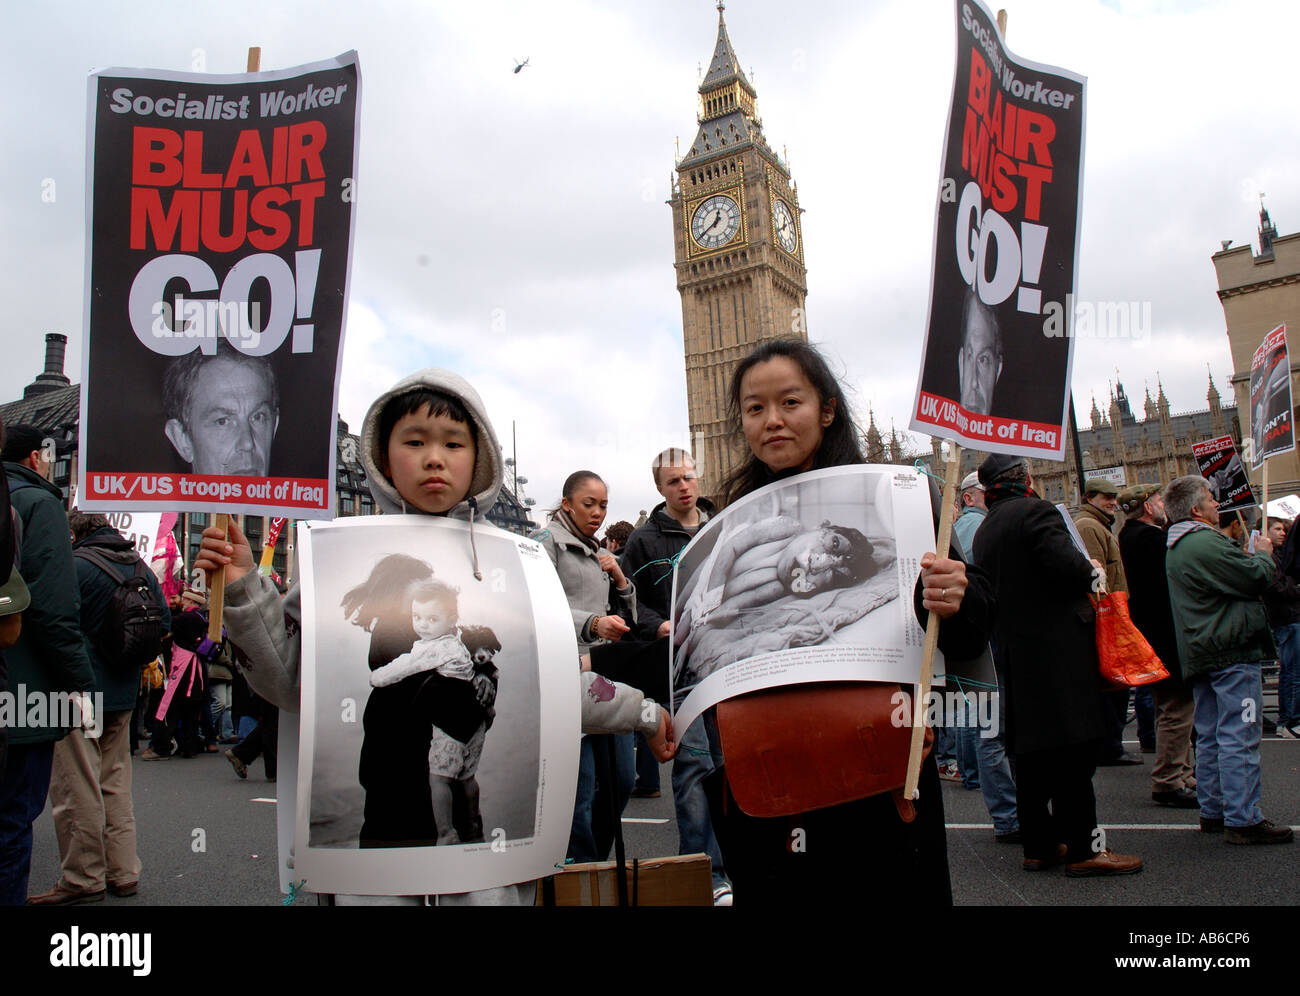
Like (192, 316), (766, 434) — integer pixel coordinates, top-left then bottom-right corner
(671, 467), (911, 708)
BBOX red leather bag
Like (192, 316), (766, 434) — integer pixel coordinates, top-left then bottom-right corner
(716, 682), (932, 822)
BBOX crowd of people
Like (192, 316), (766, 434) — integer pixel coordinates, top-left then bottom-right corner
(1, 337), (1295, 907)
(0, 423), (282, 906)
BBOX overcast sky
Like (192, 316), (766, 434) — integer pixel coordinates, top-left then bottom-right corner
(3, 0), (1296, 527)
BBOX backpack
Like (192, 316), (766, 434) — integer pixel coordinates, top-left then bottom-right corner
(73, 546), (165, 669)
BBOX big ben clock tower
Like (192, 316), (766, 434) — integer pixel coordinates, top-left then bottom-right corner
(671, 1), (809, 499)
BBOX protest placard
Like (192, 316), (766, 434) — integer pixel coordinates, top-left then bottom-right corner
(911, 0), (1086, 460)
(295, 516), (579, 896)
(77, 52), (361, 519)
(103, 511), (161, 561)
(1266, 494), (1300, 522)
(1248, 323), (1294, 470)
(669, 466), (940, 739)
(1191, 435), (1255, 513)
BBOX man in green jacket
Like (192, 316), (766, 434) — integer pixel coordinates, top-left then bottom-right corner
(1164, 475), (1293, 846)
(0, 424), (97, 905)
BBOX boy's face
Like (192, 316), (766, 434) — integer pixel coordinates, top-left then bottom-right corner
(384, 405), (477, 514)
(411, 597), (455, 641)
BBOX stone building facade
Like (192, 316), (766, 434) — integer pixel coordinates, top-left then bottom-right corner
(1214, 203), (1300, 497)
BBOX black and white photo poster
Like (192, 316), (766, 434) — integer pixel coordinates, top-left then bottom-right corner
(78, 53), (360, 519)
(670, 466), (938, 737)
(1248, 323), (1294, 469)
(911, 0), (1085, 460)
(295, 517), (579, 897)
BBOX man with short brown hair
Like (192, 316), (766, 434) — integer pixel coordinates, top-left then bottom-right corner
(621, 449), (731, 902)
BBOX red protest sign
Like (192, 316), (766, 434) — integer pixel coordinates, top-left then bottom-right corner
(78, 53), (361, 520)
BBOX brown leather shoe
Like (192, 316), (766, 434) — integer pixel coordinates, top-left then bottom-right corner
(26, 883), (106, 906)
(1022, 843), (1068, 871)
(107, 881), (138, 898)
(1065, 849), (1143, 877)
(1224, 820), (1294, 845)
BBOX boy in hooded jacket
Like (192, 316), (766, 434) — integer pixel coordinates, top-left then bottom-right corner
(196, 369), (675, 902)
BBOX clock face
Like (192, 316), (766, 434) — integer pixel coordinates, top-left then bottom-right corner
(772, 199), (797, 253)
(691, 195), (741, 249)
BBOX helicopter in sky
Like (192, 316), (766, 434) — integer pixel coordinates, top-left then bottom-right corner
(512, 57), (530, 74)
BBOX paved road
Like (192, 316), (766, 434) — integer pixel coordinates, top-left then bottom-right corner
(26, 729), (1299, 906)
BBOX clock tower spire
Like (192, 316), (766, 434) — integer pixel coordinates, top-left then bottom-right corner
(670, 3), (809, 500)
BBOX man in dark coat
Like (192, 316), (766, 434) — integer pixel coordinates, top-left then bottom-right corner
(29, 512), (170, 905)
(1117, 484), (1196, 808)
(0, 424), (97, 906)
(618, 448), (729, 900)
(972, 454), (1142, 877)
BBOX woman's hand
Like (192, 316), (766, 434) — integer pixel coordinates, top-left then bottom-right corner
(645, 706), (677, 762)
(920, 552), (967, 620)
(597, 549), (628, 588)
(592, 615), (630, 642)
(194, 519), (256, 589)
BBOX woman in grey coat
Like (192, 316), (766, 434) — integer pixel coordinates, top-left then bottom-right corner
(538, 471), (637, 653)
(538, 470), (638, 861)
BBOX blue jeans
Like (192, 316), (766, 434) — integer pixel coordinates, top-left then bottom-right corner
(971, 692), (1018, 835)
(633, 732), (661, 792)
(933, 725), (956, 764)
(1192, 662), (1265, 828)
(672, 718), (728, 891)
(954, 726), (981, 788)
(567, 734), (634, 862)
(0, 741), (56, 905)
(1134, 687), (1155, 747)
(1273, 624), (1300, 729)
(210, 681), (234, 741)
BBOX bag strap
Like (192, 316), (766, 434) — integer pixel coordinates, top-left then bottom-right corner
(73, 545), (130, 584)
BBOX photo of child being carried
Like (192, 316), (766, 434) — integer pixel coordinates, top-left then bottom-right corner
(670, 465), (944, 737)
(293, 515), (580, 896)
(350, 565), (500, 847)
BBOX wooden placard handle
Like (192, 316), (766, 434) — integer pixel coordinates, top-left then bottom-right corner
(204, 43), (262, 643)
(904, 444), (963, 800)
(207, 513), (228, 641)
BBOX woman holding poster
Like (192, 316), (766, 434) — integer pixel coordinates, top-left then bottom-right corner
(698, 339), (994, 905)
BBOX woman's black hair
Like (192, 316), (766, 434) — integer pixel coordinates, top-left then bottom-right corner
(341, 554), (433, 631)
(548, 470), (606, 519)
(720, 339), (864, 507)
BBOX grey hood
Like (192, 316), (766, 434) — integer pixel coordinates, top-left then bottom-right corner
(359, 368), (503, 519)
